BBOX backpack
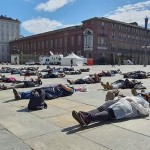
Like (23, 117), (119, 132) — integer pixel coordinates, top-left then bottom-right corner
(28, 88), (47, 110)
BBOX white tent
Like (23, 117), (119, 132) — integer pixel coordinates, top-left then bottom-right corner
(61, 52), (87, 66)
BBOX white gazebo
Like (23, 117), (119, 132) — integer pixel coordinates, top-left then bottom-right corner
(61, 53), (87, 66)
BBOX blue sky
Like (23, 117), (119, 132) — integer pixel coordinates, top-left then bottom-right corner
(0, 0), (150, 36)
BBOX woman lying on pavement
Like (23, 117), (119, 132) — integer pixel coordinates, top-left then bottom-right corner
(67, 74), (101, 84)
(13, 83), (75, 100)
(72, 89), (150, 126)
(101, 78), (146, 90)
(0, 77), (42, 90)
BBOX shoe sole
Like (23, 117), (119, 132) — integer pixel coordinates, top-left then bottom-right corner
(101, 82), (108, 90)
(79, 113), (88, 126)
(13, 89), (21, 100)
(72, 110), (84, 126)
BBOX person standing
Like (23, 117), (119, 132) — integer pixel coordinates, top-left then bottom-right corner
(70, 58), (73, 67)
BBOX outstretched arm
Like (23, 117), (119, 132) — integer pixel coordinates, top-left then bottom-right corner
(59, 84), (73, 92)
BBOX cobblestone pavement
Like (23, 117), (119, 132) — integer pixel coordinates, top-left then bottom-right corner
(0, 64), (150, 150)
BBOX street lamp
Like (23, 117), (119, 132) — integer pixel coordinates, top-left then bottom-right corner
(117, 52), (121, 66)
(143, 16), (149, 67)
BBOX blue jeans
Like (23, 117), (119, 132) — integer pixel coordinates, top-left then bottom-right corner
(21, 91), (31, 99)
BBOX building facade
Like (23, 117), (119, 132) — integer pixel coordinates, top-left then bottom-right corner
(9, 17), (150, 65)
(0, 15), (20, 62)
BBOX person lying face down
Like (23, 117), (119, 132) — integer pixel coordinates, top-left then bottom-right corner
(67, 74), (101, 84)
(13, 83), (75, 100)
(72, 89), (150, 126)
(101, 78), (146, 90)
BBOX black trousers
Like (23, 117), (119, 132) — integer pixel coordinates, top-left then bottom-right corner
(88, 100), (119, 121)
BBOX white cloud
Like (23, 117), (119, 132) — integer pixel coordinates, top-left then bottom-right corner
(21, 17), (74, 34)
(106, 0), (150, 26)
(35, 0), (75, 12)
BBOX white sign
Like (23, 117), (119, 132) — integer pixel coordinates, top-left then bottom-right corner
(97, 46), (107, 50)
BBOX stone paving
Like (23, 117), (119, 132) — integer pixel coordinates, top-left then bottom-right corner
(0, 64), (150, 150)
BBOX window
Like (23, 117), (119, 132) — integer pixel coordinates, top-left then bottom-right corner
(38, 42), (40, 49)
(83, 29), (93, 48)
(112, 31), (115, 37)
(51, 40), (53, 48)
(100, 37), (105, 45)
(102, 22), (104, 26)
(78, 36), (81, 45)
(42, 41), (44, 49)
(71, 37), (74, 46)
(60, 38), (62, 47)
(55, 39), (57, 47)
(65, 37), (67, 46)
(112, 23), (115, 28)
(46, 40), (48, 48)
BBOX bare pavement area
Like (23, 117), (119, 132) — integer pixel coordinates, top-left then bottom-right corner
(0, 64), (150, 150)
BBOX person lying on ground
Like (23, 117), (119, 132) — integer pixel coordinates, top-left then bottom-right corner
(20, 69), (39, 76)
(13, 83), (75, 100)
(96, 69), (121, 77)
(67, 74), (101, 84)
(122, 70), (150, 79)
(101, 78), (146, 90)
(0, 76), (42, 90)
(39, 71), (65, 78)
(72, 89), (150, 126)
(0, 75), (17, 83)
(64, 70), (81, 75)
(97, 70), (112, 77)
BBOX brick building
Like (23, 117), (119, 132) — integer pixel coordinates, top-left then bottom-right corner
(9, 17), (150, 65)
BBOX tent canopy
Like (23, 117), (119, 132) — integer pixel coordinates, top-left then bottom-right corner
(64, 53), (82, 59)
(61, 52), (87, 66)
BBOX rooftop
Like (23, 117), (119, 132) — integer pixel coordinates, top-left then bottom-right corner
(0, 15), (20, 22)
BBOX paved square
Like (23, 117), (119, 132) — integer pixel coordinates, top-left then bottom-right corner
(0, 64), (150, 150)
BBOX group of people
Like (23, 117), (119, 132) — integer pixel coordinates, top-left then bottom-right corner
(0, 75), (42, 90)
(0, 66), (150, 128)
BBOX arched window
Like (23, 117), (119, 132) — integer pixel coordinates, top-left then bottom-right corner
(83, 29), (93, 50)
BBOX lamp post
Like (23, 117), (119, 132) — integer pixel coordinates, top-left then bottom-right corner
(34, 52), (36, 61)
(21, 51), (23, 64)
(117, 52), (121, 66)
(143, 16), (149, 67)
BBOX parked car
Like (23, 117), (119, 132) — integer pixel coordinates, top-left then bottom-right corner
(123, 60), (134, 65)
(25, 61), (35, 65)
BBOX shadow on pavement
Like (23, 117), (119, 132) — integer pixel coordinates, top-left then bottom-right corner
(3, 99), (18, 103)
(61, 117), (145, 135)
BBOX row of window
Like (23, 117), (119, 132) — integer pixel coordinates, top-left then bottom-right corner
(0, 22), (19, 31)
(15, 36), (82, 51)
(0, 34), (18, 42)
(101, 21), (149, 35)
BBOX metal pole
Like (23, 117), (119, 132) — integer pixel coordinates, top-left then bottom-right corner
(144, 47), (146, 67)
(144, 16), (148, 67)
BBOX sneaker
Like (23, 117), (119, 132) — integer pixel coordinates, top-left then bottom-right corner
(131, 88), (138, 96)
(79, 111), (92, 126)
(13, 89), (21, 100)
(67, 79), (73, 84)
(72, 110), (84, 126)
(112, 89), (120, 96)
(105, 91), (115, 101)
(101, 82), (109, 90)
